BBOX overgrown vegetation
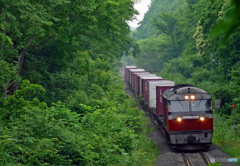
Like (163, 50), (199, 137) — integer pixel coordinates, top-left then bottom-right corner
(0, 0), (159, 165)
(0, 52), (160, 165)
(127, 0), (240, 163)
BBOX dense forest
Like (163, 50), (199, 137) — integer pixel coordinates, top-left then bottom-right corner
(0, 0), (159, 165)
(125, 0), (240, 160)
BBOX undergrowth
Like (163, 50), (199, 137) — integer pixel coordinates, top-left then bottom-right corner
(0, 54), (159, 165)
(212, 114), (240, 165)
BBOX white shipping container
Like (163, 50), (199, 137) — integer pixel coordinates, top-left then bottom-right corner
(146, 81), (175, 108)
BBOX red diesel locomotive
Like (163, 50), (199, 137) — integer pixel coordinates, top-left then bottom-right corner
(124, 66), (213, 150)
(161, 84), (213, 150)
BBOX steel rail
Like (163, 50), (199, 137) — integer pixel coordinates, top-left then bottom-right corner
(200, 151), (210, 165)
(182, 152), (191, 166)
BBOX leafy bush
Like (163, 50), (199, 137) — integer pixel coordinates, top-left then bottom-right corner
(213, 115), (236, 145)
(0, 60), (20, 99)
(0, 96), (84, 165)
(0, 53), (158, 165)
(15, 80), (46, 102)
(213, 86), (233, 115)
(191, 67), (211, 83)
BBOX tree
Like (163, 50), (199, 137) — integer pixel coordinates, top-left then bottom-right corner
(152, 11), (179, 45)
(0, 0), (138, 96)
(210, 0), (240, 43)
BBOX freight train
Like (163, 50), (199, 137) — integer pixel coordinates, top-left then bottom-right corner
(124, 66), (213, 150)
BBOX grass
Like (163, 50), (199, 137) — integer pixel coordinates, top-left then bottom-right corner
(219, 139), (240, 165)
(210, 139), (240, 166)
(212, 115), (240, 165)
(132, 111), (160, 166)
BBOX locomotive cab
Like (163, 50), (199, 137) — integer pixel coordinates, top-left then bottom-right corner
(163, 84), (213, 150)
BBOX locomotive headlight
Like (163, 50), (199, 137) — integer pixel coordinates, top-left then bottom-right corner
(191, 95), (195, 100)
(200, 117), (205, 121)
(177, 117), (182, 122)
(184, 96), (189, 100)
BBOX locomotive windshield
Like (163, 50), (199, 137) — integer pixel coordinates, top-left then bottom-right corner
(169, 101), (189, 112)
(168, 99), (211, 114)
(191, 100), (211, 112)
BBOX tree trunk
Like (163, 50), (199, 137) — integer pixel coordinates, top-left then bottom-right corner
(18, 35), (35, 75)
(12, 35), (35, 93)
(170, 33), (175, 46)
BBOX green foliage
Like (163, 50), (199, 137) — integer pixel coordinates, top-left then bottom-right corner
(152, 11), (179, 45)
(213, 87), (233, 115)
(220, 139), (240, 165)
(0, 0), (160, 165)
(132, 0), (186, 40)
(0, 47), (159, 165)
(121, 54), (134, 66)
(0, 60), (20, 98)
(208, 162), (222, 166)
(191, 67), (211, 83)
(0, 74), (157, 165)
(0, 98), (83, 165)
(160, 56), (194, 78)
(210, 0), (240, 43)
(213, 116), (237, 144)
(15, 80), (46, 101)
(132, 34), (174, 73)
(1, 0), (138, 97)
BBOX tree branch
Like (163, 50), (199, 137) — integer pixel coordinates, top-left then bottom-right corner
(18, 35), (35, 75)
(12, 35), (35, 93)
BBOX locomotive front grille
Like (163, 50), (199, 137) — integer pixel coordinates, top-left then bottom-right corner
(169, 131), (213, 144)
(187, 135), (196, 142)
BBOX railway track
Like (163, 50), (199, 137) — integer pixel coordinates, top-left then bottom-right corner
(182, 151), (210, 166)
